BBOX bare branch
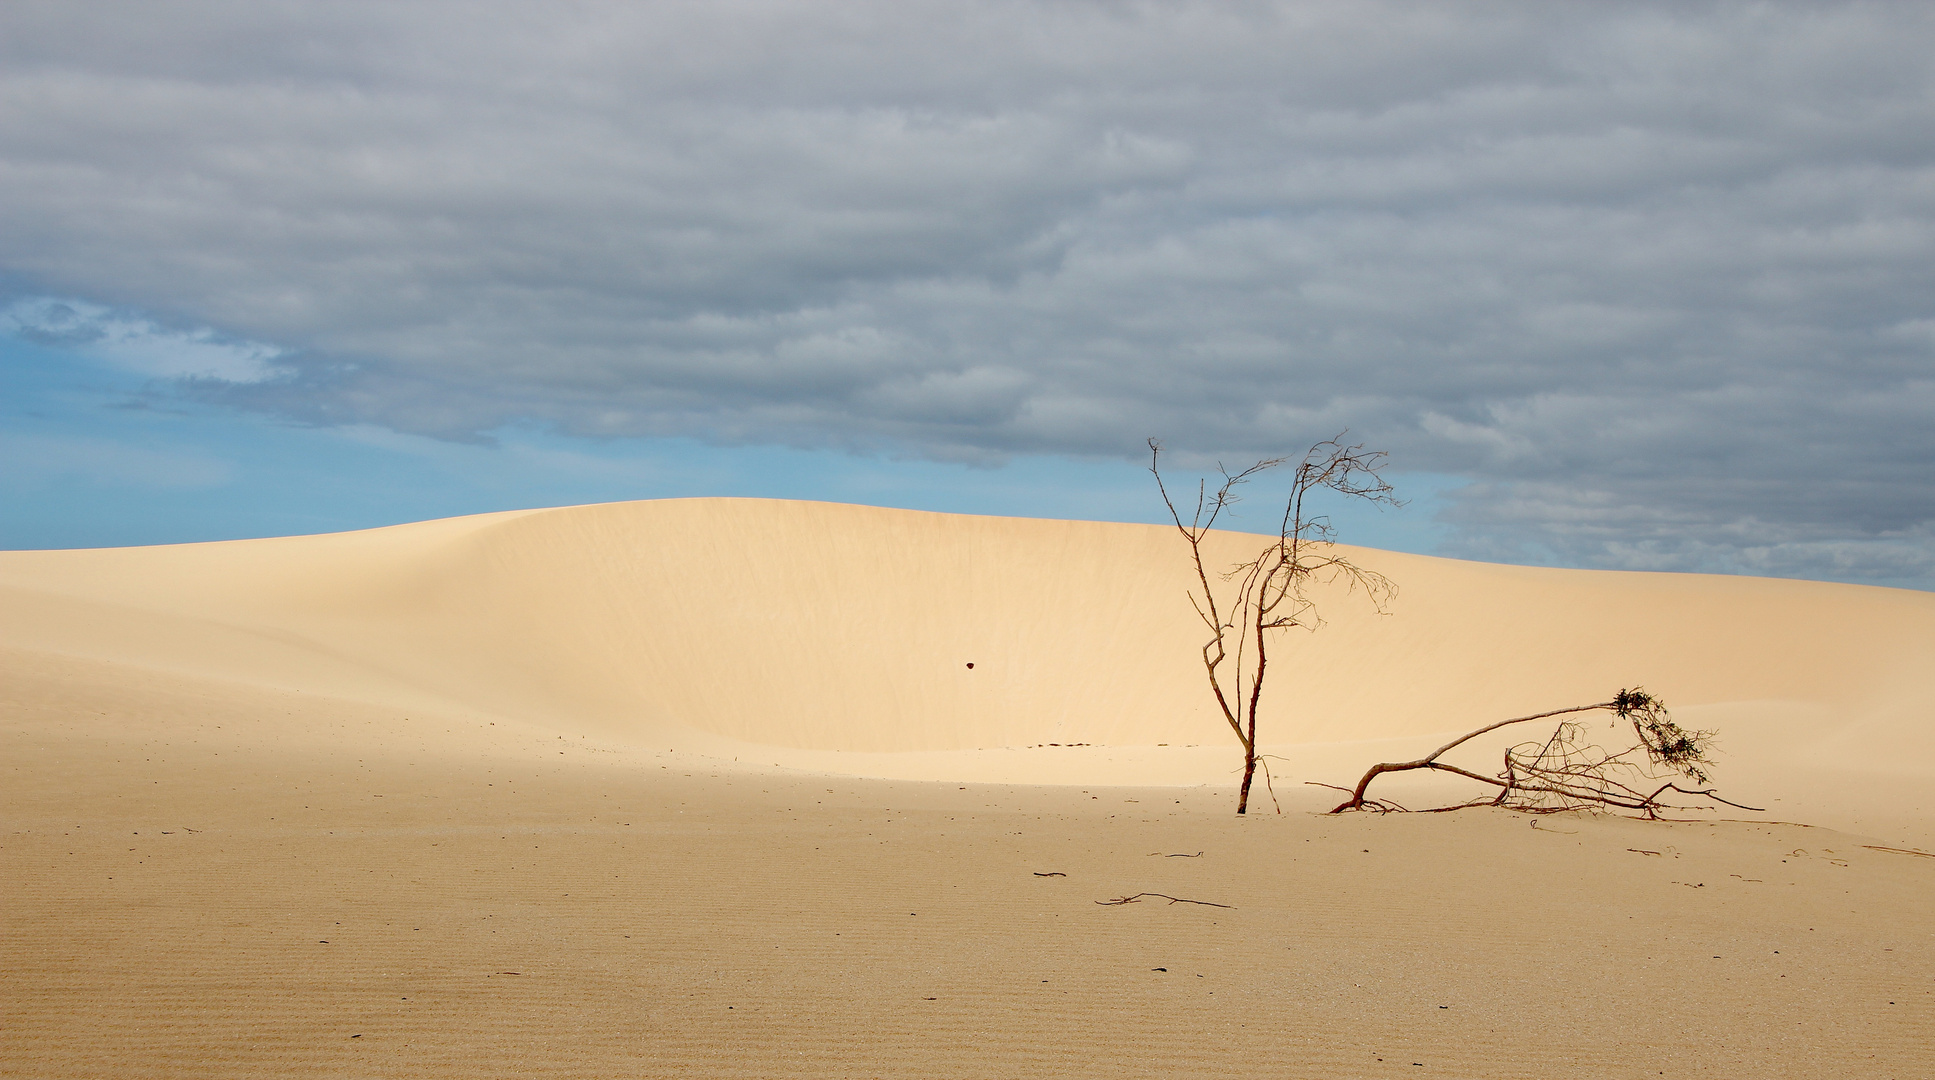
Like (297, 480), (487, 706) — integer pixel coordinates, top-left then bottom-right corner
(1096, 893), (1233, 908)
(1151, 434), (1397, 815)
(1863, 845), (1935, 859)
(1328, 688), (1752, 818)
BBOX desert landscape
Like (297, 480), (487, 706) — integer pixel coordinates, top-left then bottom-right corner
(4, 497), (1933, 1078)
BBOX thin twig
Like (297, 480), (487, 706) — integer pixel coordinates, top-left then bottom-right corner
(1861, 845), (1935, 859)
(1257, 754), (1283, 814)
(1096, 893), (1232, 908)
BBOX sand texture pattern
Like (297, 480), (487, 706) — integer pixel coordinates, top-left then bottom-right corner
(4, 498), (1933, 1077)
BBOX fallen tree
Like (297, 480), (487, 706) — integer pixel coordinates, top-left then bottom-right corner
(1324, 688), (1762, 817)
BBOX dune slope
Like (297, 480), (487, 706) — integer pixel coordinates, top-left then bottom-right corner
(2, 497), (1931, 789)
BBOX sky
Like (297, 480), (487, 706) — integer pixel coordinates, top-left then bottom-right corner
(3, 1), (1932, 588)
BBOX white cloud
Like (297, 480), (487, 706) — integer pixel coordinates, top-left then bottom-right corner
(2, 298), (283, 383)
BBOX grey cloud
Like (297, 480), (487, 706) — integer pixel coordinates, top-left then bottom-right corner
(2, 1), (1933, 584)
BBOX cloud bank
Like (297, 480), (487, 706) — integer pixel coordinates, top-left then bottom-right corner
(2, 1), (1932, 582)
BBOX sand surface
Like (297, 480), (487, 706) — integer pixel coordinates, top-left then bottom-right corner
(4, 498), (1933, 1076)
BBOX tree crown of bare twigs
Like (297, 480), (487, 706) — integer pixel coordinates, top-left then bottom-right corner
(1149, 434), (1398, 814)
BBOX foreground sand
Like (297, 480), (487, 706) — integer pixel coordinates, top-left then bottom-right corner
(5, 499), (1934, 1076)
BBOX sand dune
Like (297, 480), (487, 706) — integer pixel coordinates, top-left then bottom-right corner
(3, 497), (1931, 803)
(5, 499), (1932, 1076)
(3, 497), (1931, 745)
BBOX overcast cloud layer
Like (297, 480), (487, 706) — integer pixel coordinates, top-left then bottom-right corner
(3, 1), (1933, 583)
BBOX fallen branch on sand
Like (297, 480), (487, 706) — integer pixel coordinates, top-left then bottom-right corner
(1096, 893), (1232, 908)
(1862, 845), (1935, 859)
(1326, 688), (1763, 818)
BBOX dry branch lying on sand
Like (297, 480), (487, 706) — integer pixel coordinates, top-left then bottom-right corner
(1862, 845), (1935, 859)
(1096, 893), (1232, 908)
(1326, 688), (1764, 817)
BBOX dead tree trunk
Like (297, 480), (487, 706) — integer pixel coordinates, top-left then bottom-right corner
(1150, 435), (1396, 814)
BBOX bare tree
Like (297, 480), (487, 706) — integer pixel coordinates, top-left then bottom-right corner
(1325, 688), (1761, 816)
(1150, 435), (1398, 814)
